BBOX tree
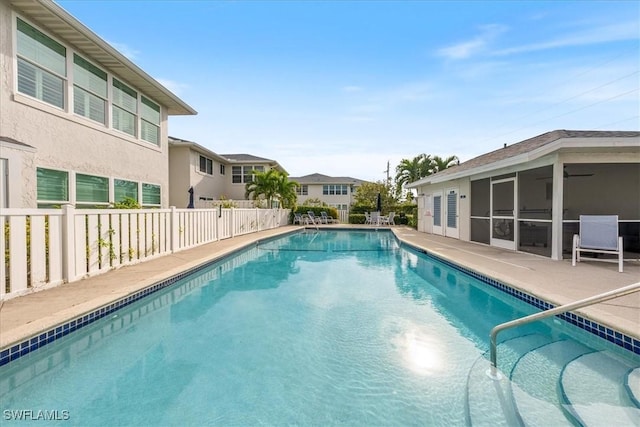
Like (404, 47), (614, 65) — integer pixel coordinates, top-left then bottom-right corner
(275, 172), (298, 209)
(353, 181), (397, 213)
(431, 155), (459, 173)
(394, 154), (432, 193)
(245, 169), (298, 208)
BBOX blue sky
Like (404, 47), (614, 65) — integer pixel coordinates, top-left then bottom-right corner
(58, 1), (639, 182)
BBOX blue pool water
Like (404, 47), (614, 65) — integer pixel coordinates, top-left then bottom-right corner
(0, 230), (637, 426)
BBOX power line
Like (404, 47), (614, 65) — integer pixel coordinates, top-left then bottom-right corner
(473, 46), (639, 144)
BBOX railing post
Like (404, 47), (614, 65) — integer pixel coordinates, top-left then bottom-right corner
(256, 208), (260, 231)
(61, 204), (76, 283)
(170, 206), (178, 253)
(231, 208), (235, 238)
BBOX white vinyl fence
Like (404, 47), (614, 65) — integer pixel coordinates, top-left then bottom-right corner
(1, 206), (290, 299)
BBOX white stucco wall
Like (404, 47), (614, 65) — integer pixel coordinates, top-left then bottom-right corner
(415, 178), (470, 241)
(0, 4), (171, 207)
(0, 141), (36, 208)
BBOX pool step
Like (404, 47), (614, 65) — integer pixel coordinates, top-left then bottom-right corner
(560, 351), (640, 426)
(509, 339), (592, 427)
(626, 367), (640, 408)
(466, 334), (552, 427)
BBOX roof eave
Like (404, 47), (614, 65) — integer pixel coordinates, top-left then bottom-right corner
(16, 0), (197, 116)
(406, 136), (640, 187)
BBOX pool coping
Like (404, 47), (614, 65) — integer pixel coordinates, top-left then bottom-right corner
(1, 226), (638, 367)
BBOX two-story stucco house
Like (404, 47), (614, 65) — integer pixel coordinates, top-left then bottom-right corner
(407, 130), (640, 261)
(168, 136), (286, 207)
(288, 173), (366, 214)
(0, 0), (196, 209)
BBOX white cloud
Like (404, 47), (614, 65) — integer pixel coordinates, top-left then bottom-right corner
(436, 24), (508, 60)
(493, 21), (639, 56)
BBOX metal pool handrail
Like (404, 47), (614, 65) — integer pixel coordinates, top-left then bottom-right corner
(489, 281), (640, 379)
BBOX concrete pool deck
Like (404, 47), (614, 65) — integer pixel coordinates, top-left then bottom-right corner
(1, 225), (639, 351)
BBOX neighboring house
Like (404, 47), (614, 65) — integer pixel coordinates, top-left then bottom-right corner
(288, 173), (366, 213)
(168, 136), (286, 207)
(406, 130), (640, 260)
(0, 0), (196, 209)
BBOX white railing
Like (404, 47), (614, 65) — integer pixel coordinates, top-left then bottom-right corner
(1, 206), (291, 300)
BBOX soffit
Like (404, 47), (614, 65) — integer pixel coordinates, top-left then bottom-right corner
(11, 0), (197, 116)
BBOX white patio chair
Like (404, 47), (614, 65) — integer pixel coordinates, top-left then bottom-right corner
(364, 212), (372, 225)
(380, 212), (395, 226)
(370, 211), (381, 226)
(572, 215), (624, 272)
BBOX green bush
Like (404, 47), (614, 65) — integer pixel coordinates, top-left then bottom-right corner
(348, 214), (367, 224)
(290, 206), (339, 223)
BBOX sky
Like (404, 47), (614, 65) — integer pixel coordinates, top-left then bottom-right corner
(57, 0), (639, 182)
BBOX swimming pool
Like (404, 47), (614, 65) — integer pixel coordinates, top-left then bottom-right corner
(1, 230), (638, 426)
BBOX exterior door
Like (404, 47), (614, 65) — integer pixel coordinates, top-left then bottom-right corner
(432, 192), (443, 235)
(445, 188), (459, 238)
(491, 178), (516, 250)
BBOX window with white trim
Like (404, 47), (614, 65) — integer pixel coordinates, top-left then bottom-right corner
(76, 173), (109, 206)
(140, 96), (160, 145)
(232, 165), (264, 184)
(115, 179), (138, 203)
(199, 155), (213, 175)
(112, 78), (137, 137)
(296, 185), (308, 195)
(17, 18), (66, 109)
(323, 184), (348, 195)
(220, 164), (225, 175)
(15, 18), (164, 147)
(37, 167), (68, 206)
(142, 183), (161, 206)
(73, 54), (107, 124)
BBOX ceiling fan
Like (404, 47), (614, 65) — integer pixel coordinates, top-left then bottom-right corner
(536, 166), (594, 180)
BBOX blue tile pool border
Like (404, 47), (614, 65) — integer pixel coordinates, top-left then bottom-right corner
(1, 229), (638, 367)
(400, 241), (640, 356)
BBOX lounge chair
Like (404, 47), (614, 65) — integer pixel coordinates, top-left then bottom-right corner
(293, 212), (305, 225)
(320, 211), (336, 224)
(572, 215), (624, 272)
(307, 211), (321, 225)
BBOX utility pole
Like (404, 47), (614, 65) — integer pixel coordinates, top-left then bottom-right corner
(383, 160), (390, 184)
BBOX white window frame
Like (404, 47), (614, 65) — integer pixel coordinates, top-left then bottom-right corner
(14, 15), (163, 148)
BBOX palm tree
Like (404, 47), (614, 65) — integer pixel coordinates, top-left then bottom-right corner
(395, 154), (432, 190)
(245, 169), (279, 207)
(275, 173), (298, 209)
(245, 169), (298, 208)
(431, 155), (459, 173)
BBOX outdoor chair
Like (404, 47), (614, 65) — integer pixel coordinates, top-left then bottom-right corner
(370, 211), (381, 226)
(364, 212), (372, 225)
(293, 212), (305, 225)
(380, 212), (395, 226)
(320, 211), (336, 224)
(307, 211), (321, 225)
(572, 215), (624, 272)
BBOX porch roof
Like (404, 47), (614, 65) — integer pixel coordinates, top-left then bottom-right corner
(407, 130), (640, 187)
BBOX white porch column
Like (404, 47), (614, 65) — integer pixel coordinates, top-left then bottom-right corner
(551, 161), (564, 260)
